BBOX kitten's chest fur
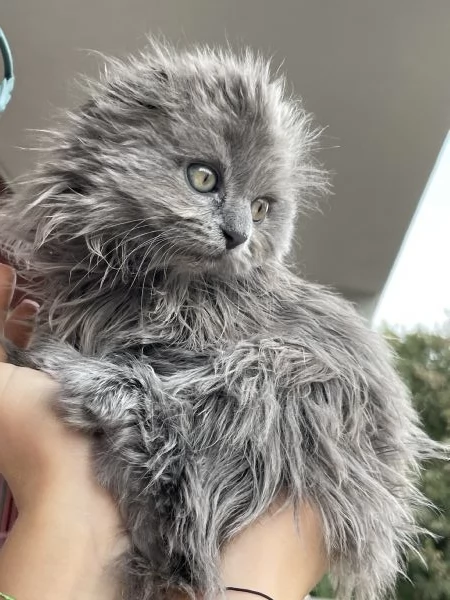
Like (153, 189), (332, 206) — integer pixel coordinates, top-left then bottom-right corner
(41, 266), (298, 364)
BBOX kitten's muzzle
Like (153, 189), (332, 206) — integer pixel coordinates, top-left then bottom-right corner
(221, 226), (248, 250)
(220, 206), (251, 251)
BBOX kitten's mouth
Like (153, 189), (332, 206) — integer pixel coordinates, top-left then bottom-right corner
(167, 241), (252, 276)
(200, 245), (252, 275)
(208, 245), (245, 262)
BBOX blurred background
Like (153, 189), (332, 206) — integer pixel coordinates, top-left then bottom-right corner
(1, 1), (449, 597)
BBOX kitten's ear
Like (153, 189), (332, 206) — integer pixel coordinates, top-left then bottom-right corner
(79, 98), (98, 118)
(154, 69), (169, 83)
(79, 68), (169, 113)
(135, 69), (169, 111)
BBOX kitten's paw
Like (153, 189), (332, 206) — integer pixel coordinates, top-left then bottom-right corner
(55, 372), (106, 433)
(54, 358), (149, 434)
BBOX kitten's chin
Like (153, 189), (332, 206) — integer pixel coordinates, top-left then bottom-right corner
(174, 249), (255, 278)
(207, 253), (254, 277)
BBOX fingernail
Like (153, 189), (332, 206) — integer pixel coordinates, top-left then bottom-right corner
(22, 299), (40, 311)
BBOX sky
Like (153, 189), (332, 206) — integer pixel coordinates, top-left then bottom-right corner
(373, 132), (450, 332)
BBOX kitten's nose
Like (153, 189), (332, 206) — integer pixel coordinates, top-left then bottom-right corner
(221, 227), (248, 250)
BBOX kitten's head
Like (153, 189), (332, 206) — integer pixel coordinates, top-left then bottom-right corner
(20, 42), (325, 279)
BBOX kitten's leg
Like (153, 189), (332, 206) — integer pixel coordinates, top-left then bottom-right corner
(5, 336), (167, 432)
(53, 353), (221, 600)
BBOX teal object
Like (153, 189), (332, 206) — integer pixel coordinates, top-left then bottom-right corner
(0, 27), (14, 113)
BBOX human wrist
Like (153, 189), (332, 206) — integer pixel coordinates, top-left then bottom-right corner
(0, 487), (126, 600)
(29, 479), (127, 561)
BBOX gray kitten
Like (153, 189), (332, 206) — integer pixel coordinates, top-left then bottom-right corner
(0, 42), (443, 600)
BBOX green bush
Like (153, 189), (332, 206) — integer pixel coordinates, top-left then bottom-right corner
(390, 330), (450, 600)
(312, 329), (450, 599)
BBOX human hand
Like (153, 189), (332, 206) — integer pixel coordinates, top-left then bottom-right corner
(0, 263), (105, 514)
(0, 263), (126, 600)
(221, 499), (327, 600)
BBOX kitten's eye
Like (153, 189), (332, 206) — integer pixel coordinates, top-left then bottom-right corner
(251, 198), (269, 223)
(186, 164), (218, 193)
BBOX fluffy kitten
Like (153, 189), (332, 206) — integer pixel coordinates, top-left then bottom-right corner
(0, 42), (441, 600)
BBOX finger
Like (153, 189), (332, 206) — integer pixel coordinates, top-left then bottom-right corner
(5, 299), (40, 349)
(0, 264), (16, 333)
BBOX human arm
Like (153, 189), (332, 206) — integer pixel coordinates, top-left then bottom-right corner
(0, 265), (126, 600)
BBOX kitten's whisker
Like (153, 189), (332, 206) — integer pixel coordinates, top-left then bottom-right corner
(131, 237), (168, 288)
(68, 225), (180, 293)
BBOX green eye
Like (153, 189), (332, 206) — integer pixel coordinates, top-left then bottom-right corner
(251, 198), (269, 223)
(186, 163), (218, 193)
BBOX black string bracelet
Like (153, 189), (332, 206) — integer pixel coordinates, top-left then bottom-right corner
(226, 587), (275, 600)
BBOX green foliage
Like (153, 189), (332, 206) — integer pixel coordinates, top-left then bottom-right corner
(312, 329), (450, 599)
(388, 329), (450, 600)
(312, 574), (335, 598)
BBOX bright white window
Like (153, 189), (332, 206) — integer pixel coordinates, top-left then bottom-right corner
(373, 132), (450, 331)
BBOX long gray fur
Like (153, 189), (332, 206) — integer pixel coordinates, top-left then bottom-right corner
(0, 40), (443, 600)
